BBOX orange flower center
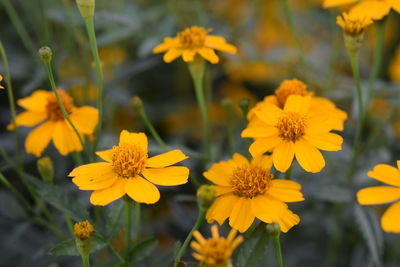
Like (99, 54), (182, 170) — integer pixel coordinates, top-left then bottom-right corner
(276, 112), (307, 142)
(230, 165), (272, 198)
(201, 238), (231, 265)
(178, 26), (209, 48)
(46, 90), (74, 121)
(275, 79), (309, 107)
(111, 144), (147, 178)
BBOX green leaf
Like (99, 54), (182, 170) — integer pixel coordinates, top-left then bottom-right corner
(129, 237), (158, 263)
(235, 224), (270, 267)
(49, 234), (108, 256)
(106, 200), (124, 238)
(353, 204), (382, 267)
(23, 174), (88, 221)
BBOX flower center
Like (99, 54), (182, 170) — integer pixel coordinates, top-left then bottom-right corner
(111, 144), (147, 178)
(230, 165), (272, 198)
(275, 79), (309, 107)
(178, 26), (209, 48)
(276, 112), (307, 142)
(46, 90), (74, 121)
(202, 239), (231, 265)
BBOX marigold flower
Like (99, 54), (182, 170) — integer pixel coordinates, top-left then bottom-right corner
(242, 95), (344, 173)
(204, 153), (303, 233)
(357, 161), (400, 233)
(69, 130), (189, 206)
(337, 12), (372, 36)
(153, 26), (237, 64)
(10, 90), (98, 157)
(0, 75), (4, 89)
(191, 225), (243, 266)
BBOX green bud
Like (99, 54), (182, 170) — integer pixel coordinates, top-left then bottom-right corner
(131, 96), (144, 112)
(343, 33), (364, 57)
(76, 0), (95, 19)
(266, 222), (280, 238)
(197, 185), (216, 210)
(239, 99), (250, 117)
(74, 220), (94, 256)
(38, 47), (53, 63)
(37, 157), (54, 184)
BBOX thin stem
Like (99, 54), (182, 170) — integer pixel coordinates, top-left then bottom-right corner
(173, 207), (206, 267)
(281, 0), (304, 63)
(273, 235), (284, 267)
(135, 202), (141, 240)
(0, 172), (31, 210)
(80, 254), (90, 267)
(124, 197), (133, 258)
(43, 61), (90, 160)
(84, 18), (104, 152)
(138, 108), (167, 150)
(222, 99), (235, 155)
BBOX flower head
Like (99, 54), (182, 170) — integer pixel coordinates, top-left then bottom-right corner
(357, 161), (400, 233)
(337, 12), (372, 36)
(191, 225), (243, 267)
(153, 26), (237, 64)
(69, 130), (189, 206)
(9, 90), (98, 157)
(204, 153), (303, 233)
(74, 220), (94, 240)
(243, 95), (344, 173)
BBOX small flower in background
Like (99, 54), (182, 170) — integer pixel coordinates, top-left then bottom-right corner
(357, 162), (400, 233)
(336, 12), (372, 37)
(243, 94), (344, 173)
(69, 130), (189, 206)
(191, 224), (243, 267)
(0, 75), (4, 89)
(74, 220), (94, 240)
(204, 153), (303, 233)
(9, 90), (98, 157)
(153, 26), (237, 64)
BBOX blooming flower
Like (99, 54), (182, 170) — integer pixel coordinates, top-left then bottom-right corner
(357, 162), (400, 233)
(69, 130), (189, 206)
(153, 26), (237, 64)
(191, 224), (243, 267)
(242, 94), (344, 173)
(337, 12), (372, 36)
(10, 90), (98, 157)
(248, 79), (347, 131)
(204, 153), (303, 233)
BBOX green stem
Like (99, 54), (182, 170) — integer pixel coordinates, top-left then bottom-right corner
(135, 202), (141, 240)
(273, 235), (284, 267)
(222, 99), (235, 155)
(281, 0), (304, 63)
(84, 18), (104, 152)
(285, 165), (292, 180)
(0, 172), (31, 210)
(80, 254), (90, 267)
(124, 197), (133, 258)
(43, 61), (90, 160)
(173, 207), (206, 267)
(0, 41), (21, 170)
(138, 108), (167, 150)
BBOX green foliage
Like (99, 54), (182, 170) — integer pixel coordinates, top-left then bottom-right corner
(49, 234), (107, 257)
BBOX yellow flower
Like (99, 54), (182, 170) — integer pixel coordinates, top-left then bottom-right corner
(191, 224), (243, 267)
(242, 95), (344, 173)
(336, 12), (372, 36)
(323, 0), (400, 20)
(10, 90), (98, 157)
(0, 75), (4, 89)
(153, 26), (237, 64)
(69, 130), (189, 206)
(357, 162), (400, 233)
(204, 153), (303, 233)
(74, 220), (94, 240)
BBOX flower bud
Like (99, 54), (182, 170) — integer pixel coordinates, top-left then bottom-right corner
(38, 47), (53, 64)
(74, 220), (94, 256)
(197, 185), (216, 210)
(131, 96), (144, 112)
(266, 222), (280, 238)
(37, 157), (54, 184)
(76, 0), (95, 19)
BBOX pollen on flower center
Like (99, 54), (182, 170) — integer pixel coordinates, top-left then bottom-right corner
(202, 239), (231, 265)
(275, 79), (309, 107)
(46, 90), (74, 121)
(178, 26), (209, 48)
(230, 165), (272, 198)
(276, 112), (307, 142)
(111, 144), (147, 178)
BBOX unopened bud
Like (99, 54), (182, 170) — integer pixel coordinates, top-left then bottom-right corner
(197, 185), (216, 210)
(74, 220), (94, 256)
(76, 0), (95, 19)
(266, 222), (280, 238)
(37, 157), (54, 184)
(38, 47), (53, 63)
(131, 96), (144, 112)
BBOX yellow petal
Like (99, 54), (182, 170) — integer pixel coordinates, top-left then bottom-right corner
(350, 0), (391, 20)
(303, 132), (343, 151)
(146, 149), (188, 168)
(17, 90), (49, 112)
(8, 111), (46, 130)
(69, 162), (113, 176)
(294, 139), (325, 173)
(205, 36), (237, 54)
(90, 178), (126, 206)
(153, 37), (179, 54)
(206, 194), (238, 225)
(251, 195), (300, 233)
(267, 181), (304, 203)
(69, 106), (98, 135)
(272, 141), (295, 172)
(271, 179), (301, 190)
(391, 0), (400, 13)
(381, 201), (400, 233)
(254, 104), (283, 126)
(322, 0), (358, 8)
(125, 176), (160, 204)
(214, 185), (233, 196)
(119, 130), (148, 153)
(241, 126), (279, 138)
(367, 164), (400, 186)
(203, 161), (235, 186)
(198, 48), (219, 64)
(232, 153), (249, 165)
(141, 166), (189, 186)
(182, 49), (197, 62)
(52, 121), (83, 156)
(96, 149), (113, 162)
(25, 121), (55, 157)
(284, 95), (311, 115)
(163, 48), (182, 63)
(249, 136), (281, 157)
(251, 155), (273, 169)
(357, 186), (400, 205)
(73, 169), (117, 190)
(229, 197), (255, 233)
